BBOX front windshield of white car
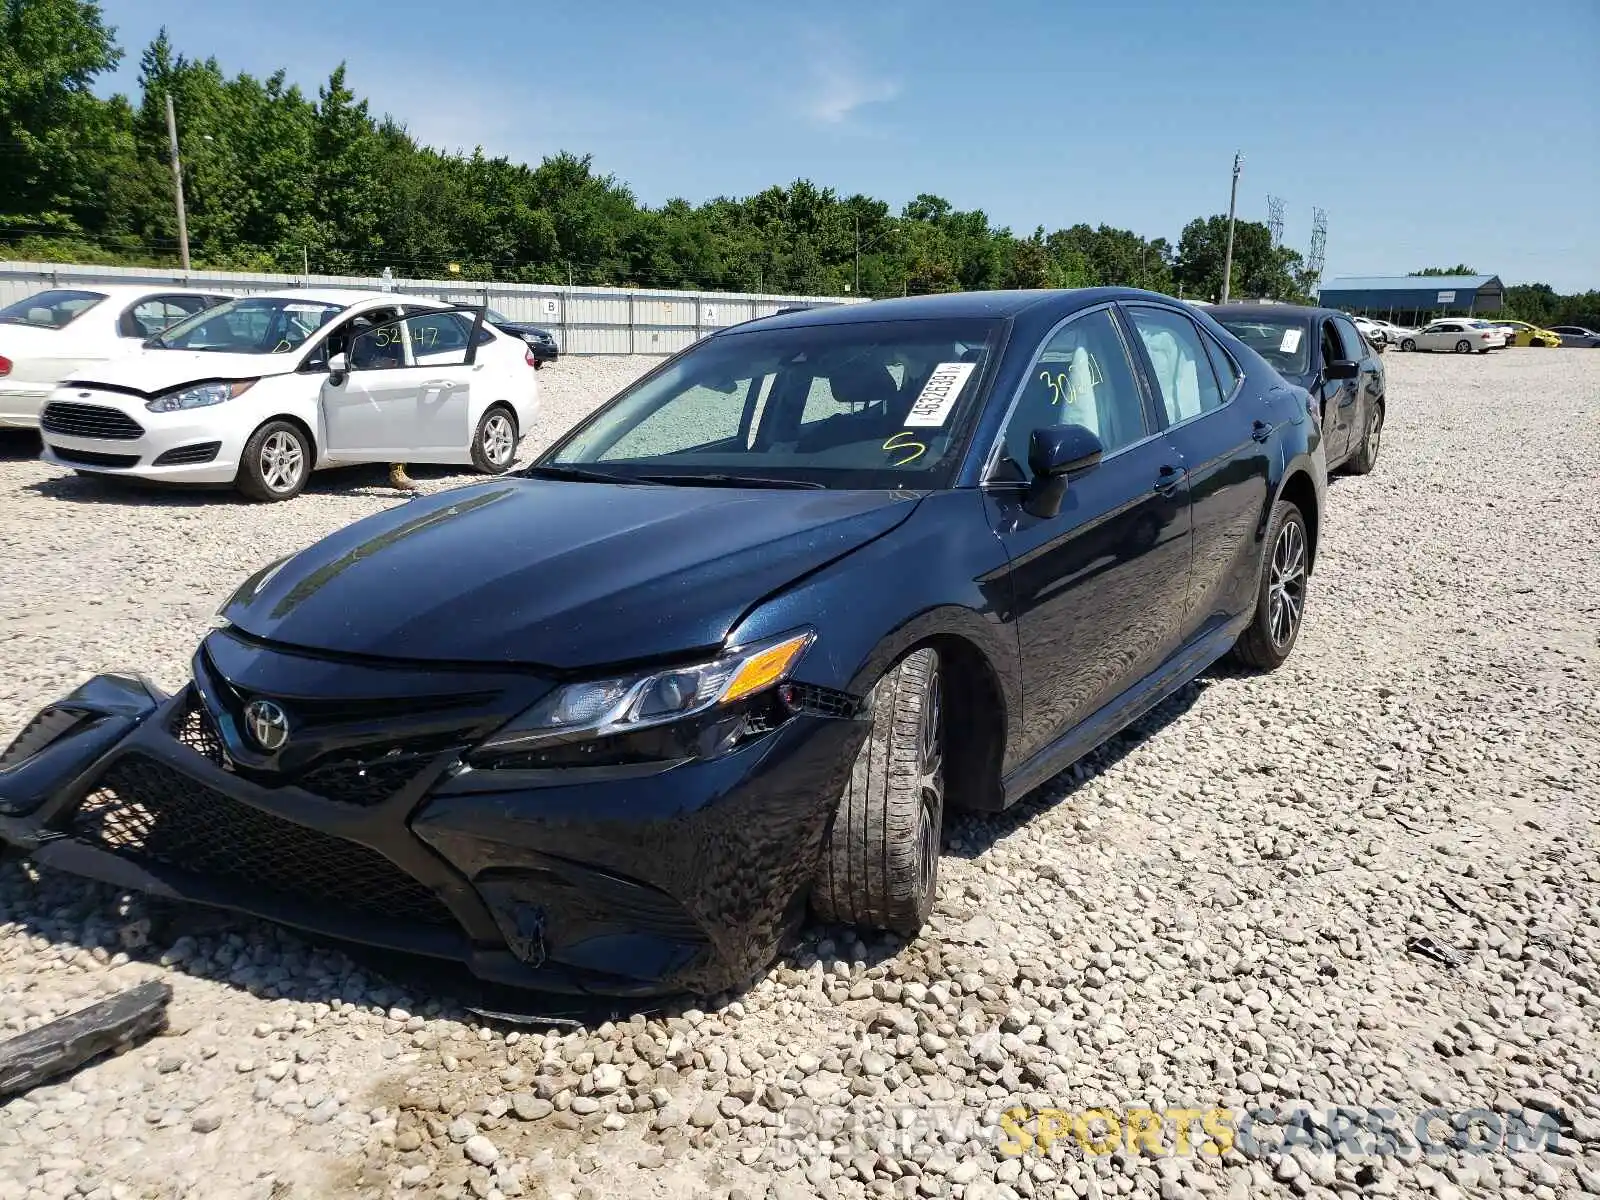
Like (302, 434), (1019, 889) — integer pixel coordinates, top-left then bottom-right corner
(0, 289), (108, 329)
(150, 297), (345, 353)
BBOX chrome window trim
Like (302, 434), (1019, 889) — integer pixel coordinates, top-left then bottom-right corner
(979, 301), (1152, 483)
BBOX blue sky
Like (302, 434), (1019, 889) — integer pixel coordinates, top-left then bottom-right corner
(94, 0), (1599, 291)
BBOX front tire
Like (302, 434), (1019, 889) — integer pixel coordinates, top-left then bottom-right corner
(237, 420), (310, 502)
(1345, 401), (1383, 475)
(811, 648), (944, 937)
(471, 405), (519, 474)
(1231, 501), (1309, 671)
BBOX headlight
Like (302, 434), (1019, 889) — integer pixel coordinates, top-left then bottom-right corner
(471, 629), (815, 769)
(146, 379), (256, 412)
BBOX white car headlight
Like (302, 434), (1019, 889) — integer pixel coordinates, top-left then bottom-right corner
(146, 379), (256, 413)
(479, 629), (815, 755)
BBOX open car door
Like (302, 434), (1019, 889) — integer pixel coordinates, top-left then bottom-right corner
(321, 307), (485, 462)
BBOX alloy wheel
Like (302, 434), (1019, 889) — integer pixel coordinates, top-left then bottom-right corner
(1455, 340), (1472, 354)
(913, 663), (944, 900)
(1266, 518), (1307, 649)
(1365, 408), (1383, 462)
(482, 412), (516, 466)
(260, 431), (304, 494)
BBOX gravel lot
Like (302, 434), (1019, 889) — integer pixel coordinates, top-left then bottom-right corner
(0, 349), (1597, 1200)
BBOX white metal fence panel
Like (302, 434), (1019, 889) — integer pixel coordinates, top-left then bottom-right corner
(0, 262), (861, 356)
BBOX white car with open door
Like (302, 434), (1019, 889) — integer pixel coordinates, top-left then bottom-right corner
(37, 289), (540, 501)
(0, 284), (228, 429)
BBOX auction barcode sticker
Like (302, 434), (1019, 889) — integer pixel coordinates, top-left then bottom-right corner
(904, 361), (977, 428)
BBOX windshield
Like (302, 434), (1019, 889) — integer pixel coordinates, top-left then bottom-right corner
(543, 317), (1004, 489)
(1213, 315), (1312, 376)
(152, 296), (345, 353)
(0, 289), (107, 329)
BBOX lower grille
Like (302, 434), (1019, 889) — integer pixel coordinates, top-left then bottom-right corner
(51, 446), (140, 469)
(42, 401), (145, 440)
(153, 441), (221, 466)
(170, 695), (226, 766)
(74, 754), (455, 926)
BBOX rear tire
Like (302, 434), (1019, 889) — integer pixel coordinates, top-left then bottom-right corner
(811, 648), (944, 937)
(1454, 339), (1472, 354)
(237, 420), (310, 502)
(471, 405), (518, 474)
(1345, 401), (1383, 475)
(1400, 338), (1416, 352)
(1231, 501), (1309, 671)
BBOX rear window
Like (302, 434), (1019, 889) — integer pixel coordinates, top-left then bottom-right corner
(0, 289), (108, 330)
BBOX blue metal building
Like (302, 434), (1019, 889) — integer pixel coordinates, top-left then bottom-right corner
(1318, 274), (1504, 323)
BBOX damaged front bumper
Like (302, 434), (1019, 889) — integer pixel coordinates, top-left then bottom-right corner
(0, 667), (867, 997)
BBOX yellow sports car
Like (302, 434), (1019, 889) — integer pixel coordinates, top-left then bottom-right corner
(1492, 319), (1562, 347)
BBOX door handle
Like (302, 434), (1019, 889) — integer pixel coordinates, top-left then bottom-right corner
(1154, 465), (1185, 495)
(421, 379), (455, 390)
(1251, 420), (1274, 443)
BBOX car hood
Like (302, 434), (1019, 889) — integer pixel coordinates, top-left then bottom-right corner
(63, 348), (301, 394)
(220, 479), (921, 668)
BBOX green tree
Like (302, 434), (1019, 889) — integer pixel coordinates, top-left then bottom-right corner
(1175, 215), (1309, 303)
(0, 0), (130, 236)
(1410, 264), (1477, 276)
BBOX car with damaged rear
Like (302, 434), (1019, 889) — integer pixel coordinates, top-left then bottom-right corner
(0, 288), (1326, 998)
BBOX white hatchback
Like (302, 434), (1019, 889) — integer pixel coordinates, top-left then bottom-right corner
(0, 284), (228, 429)
(37, 289), (540, 501)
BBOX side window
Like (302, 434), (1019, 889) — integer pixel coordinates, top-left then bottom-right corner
(1333, 317), (1365, 360)
(348, 312), (415, 371)
(1201, 331), (1241, 396)
(119, 294), (214, 339)
(1126, 307), (1224, 424)
(406, 312), (472, 359)
(998, 308), (1148, 478)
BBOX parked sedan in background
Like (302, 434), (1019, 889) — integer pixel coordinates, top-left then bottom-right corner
(1548, 325), (1600, 348)
(38, 290), (540, 500)
(1208, 304), (1385, 475)
(471, 306), (559, 365)
(0, 284), (228, 429)
(1400, 320), (1506, 353)
(0, 287), (1326, 996)
(1352, 316), (1389, 348)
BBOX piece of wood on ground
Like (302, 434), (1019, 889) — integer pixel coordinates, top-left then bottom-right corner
(0, 980), (172, 1097)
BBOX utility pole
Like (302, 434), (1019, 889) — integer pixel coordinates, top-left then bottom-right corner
(854, 213), (861, 296)
(164, 93), (190, 271)
(301, 246), (309, 279)
(1220, 150), (1242, 304)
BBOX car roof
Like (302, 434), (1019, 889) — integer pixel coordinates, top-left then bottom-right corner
(1203, 302), (1331, 321)
(729, 287), (1184, 332)
(24, 282), (222, 299)
(233, 288), (425, 307)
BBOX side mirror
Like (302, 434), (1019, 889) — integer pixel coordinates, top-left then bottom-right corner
(327, 352), (349, 385)
(1024, 424), (1103, 519)
(1324, 359), (1359, 380)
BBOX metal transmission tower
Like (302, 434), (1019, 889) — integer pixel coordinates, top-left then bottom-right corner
(1306, 207), (1328, 288)
(1266, 194), (1286, 248)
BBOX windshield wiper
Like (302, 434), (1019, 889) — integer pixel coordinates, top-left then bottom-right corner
(521, 464), (642, 485)
(634, 472), (825, 490)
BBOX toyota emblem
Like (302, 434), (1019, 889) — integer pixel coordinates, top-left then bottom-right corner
(243, 699), (290, 751)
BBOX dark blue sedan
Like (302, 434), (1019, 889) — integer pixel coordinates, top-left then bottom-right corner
(0, 288), (1326, 997)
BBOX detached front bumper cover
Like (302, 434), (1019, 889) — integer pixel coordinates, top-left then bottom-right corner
(0, 670), (867, 997)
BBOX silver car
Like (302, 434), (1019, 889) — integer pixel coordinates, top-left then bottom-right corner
(1549, 325), (1600, 348)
